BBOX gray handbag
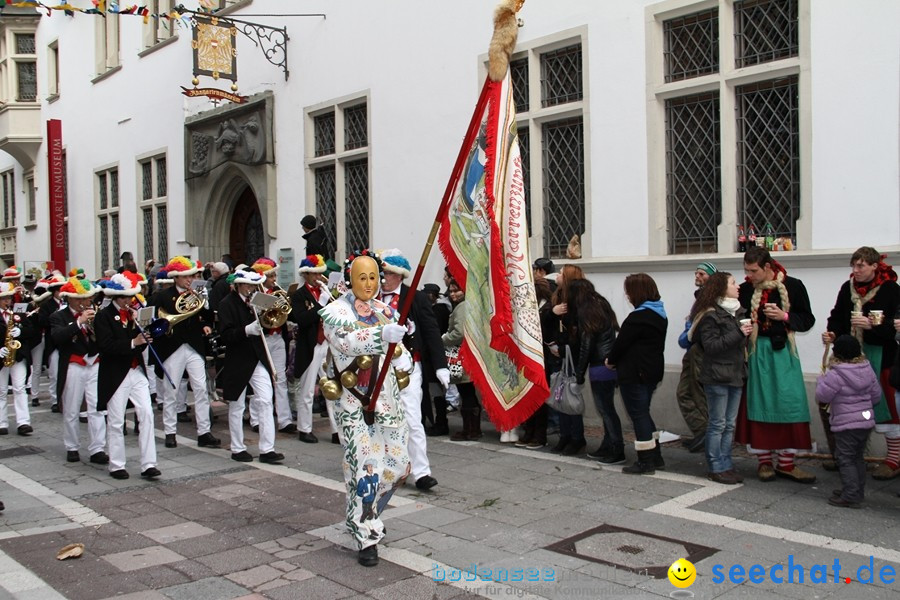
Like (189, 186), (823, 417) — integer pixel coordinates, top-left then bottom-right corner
(546, 346), (584, 415)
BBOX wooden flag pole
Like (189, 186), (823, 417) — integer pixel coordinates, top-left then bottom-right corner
(362, 78), (492, 425)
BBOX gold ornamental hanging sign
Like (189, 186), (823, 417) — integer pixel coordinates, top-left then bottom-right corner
(191, 15), (238, 85)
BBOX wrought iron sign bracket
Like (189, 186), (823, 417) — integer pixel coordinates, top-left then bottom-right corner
(176, 6), (325, 80)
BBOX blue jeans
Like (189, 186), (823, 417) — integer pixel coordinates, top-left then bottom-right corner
(590, 379), (622, 451)
(704, 384), (742, 473)
(618, 383), (657, 444)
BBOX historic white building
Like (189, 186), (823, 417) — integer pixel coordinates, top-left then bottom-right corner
(0, 0), (897, 434)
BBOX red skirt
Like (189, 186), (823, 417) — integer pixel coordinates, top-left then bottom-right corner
(735, 389), (812, 450)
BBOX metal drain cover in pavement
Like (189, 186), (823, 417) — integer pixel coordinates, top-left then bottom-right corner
(545, 524), (717, 578)
(0, 446), (44, 459)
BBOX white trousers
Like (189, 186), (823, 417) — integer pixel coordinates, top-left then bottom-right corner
(229, 362), (275, 454)
(63, 362), (105, 454)
(399, 362), (431, 480)
(107, 368), (157, 472)
(0, 361), (30, 428)
(295, 341), (329, 434)
(249, 334), (292, 428)
(47, 350), (59, 406)
(28, 339), (44, 400)
(161, 345), (211, 435)
(143, 346), (156, 396)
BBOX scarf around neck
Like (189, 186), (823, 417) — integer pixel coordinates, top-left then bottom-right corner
(717, 297), (741, 317)
(634, 299), (667, 320)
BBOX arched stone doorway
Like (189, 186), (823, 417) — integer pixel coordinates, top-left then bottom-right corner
(229, 186), (265, 265)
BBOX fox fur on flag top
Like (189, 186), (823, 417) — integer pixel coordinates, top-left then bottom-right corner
(438, 0), (547, 430)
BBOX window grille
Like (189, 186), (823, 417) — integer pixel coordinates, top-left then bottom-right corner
(157, 205), (168, 262)
(1, 173), (12, 229)
(110, 170), (119, 208)
(15, 34), (35, 54)
(16, 62), (37, 101)
(344, 159), (369, 255)
(314, 166), (337, 257)
(26, 178), (35, 223)
(344, 104), (368, 151)
(99, 173), (108, 210)
(517, 127), (531, 236)
(99, 215), (109, 272)
(736, 76), (799, 241)
(542, 117), (584, 258)
(245, 211), (264, 265)
(665, 92), (721, 254)
(735, 0), (798, 68)
(540, 44), (583, 108)
(141, 162), (153, 201)
(664, 9), (719, 82)
(111, 213), (120, 265)
(143, 208), (153, 266)
(156, 157), (167, 197)
(510, 57), (529, 113)
(314, 113), (335, 157)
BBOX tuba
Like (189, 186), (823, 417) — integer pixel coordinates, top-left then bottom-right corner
(3, 312), (21, 368)
(259, 287), (292, 329)
(148, 289), (205, 338)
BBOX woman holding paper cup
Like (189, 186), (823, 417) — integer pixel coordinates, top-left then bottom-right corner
(687, 272), (751, 485)
(823, 247), (900, 480)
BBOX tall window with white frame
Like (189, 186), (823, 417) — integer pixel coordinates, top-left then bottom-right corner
(658, 0), (799, 254)
(509, 39), (585, 259)
(0, 170), (14, 230)
(25, 172), (36, 225)
(143, 0), (175, 49)
(47, 40), (59, 98)
(95, 10), (120, 75)
(96, 168), (120, 274)
(139, 155), (169, 268)
(0, 31), (38, 102)
(306, 99), (369, 258)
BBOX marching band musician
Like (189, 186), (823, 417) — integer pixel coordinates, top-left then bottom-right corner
(24, 276), (50, 407)
(94, 272), (160, 480)
(250, 258), (296, 434)
(290, 254), (332, 443)
(30, 273), (67, 412)
(50, 277), (107, 464)
(216, 270), (284, 464)
(320, 250), (412, 567)
(0, 281), (35, 436)
(149, 257), (221, 450)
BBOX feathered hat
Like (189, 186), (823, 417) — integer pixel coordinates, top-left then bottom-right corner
(1, 266), (22, 282)
(380, 248), (411, 278)
(68, 267), (86, 280)
(162, 256), (202, 277)
(59, 277), (96, 299)
(232, 270), (265, 285)
(39, 272), (67, 289)
(0, 282), (17, 298)
(104, 271), (143, 297)
(298, 254), (327, 274)
(250, 257), (277, 275)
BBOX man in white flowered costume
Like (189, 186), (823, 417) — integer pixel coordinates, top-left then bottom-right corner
(319, 250), (411, 567)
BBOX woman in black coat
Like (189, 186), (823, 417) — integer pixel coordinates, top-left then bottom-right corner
(605, 273), (667, 475)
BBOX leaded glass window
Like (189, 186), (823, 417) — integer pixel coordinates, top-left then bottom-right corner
(344, 104), (368, 151)
(110, 170), (119, 208)
(664, 9), (719, 83)
(735, 0), (798, 68)
(99, 215), (109, 272)
(345, 159), (369, 254)
(98, 173), (108, 210)
(665, 92), (721, 254)
(542, 117), (584, 258)
(16, 62), (37, 101)
(314, 112), (335, 157)
(157, 205), (168, 263)
(736, 76), (799, 241)
(156, 157), (167, 197)
(111, 213), (120, 265)
(0, 172), (13, 229)
(540, 44), (583, 108)
(517, 127), (531, 236)
(142, 162), (153, 201)
(510, 57), (529, 113)
(143, 208), (153, 266)
(315, 166), (337, 258)
(15, 34), (35, 54)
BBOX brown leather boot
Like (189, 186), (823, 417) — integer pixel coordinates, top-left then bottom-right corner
(450, 410), (471, 441)
(467, 407), (483, 440)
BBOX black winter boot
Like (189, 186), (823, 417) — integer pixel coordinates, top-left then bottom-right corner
(652, 441), (666, 470)
(622, 450), (656, 475)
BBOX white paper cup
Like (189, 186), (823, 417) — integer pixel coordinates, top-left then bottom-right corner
(870, 310), (884, 325)
(739, 319), (751, 327)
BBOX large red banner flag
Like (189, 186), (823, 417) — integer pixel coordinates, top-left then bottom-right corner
(438, 70), (548, 431)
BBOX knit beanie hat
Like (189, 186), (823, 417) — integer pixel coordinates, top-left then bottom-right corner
(833, 335), (862, 361)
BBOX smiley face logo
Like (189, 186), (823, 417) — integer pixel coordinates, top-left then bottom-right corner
(668, 558), (696, 588)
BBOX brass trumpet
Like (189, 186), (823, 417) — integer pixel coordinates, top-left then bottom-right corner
(148, 289), (205, 337)
(259, 284), (292, 329)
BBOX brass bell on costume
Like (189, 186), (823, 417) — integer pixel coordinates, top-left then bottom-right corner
(393, 345), (403, 359)
(395, 370), (410, 390)
(320, 378), (342, 400)
(356, 355), (373, 371)
(340, 370), (359, 389)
